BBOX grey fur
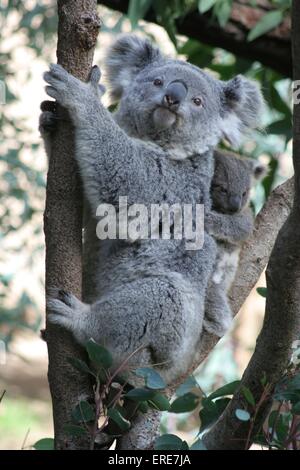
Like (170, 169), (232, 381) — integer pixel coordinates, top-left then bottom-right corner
(203, 150), (267, 337)
(41, 35), (263, 383)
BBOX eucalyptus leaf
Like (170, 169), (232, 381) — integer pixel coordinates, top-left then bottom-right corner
(154, 434), (185, 450)
(107, 408), (131, 432)
(134, 367), (166, 389)
(85, 339), (113, 370)
(33, 438), (54, 450)
(235, 408), (251, 421)
(248, 11), (283, 42)
(170, 392), (200, 413)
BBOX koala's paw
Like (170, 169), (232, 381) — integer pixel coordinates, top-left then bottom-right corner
(44, 63), (103, 109)
(44, 64), (84, 108)
(39, 100), (58, 134)
(46, 288), (84, 332)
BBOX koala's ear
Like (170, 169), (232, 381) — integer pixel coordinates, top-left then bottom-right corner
(220, 75), (264, 147)
(104, 34), (164, 101)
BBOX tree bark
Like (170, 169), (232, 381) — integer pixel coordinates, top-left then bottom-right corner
(44, 0), (100, 450)
(98, 0), (291, 77)
(202, 1), (300, 449)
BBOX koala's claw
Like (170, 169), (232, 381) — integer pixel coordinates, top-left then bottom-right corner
(40, 100), (57, 113)
(39, 110), (59, 134)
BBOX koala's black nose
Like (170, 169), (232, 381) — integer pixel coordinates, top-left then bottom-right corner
(228, 196), (242, 213)
(163, 81), (187, 110)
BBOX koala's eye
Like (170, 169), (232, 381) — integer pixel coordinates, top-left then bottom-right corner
(192, 97), (203, 107)
(153, 78), (163, 86)
(243, 191), (247, 197)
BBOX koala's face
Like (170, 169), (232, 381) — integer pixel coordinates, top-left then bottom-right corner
(105, 35), (263, 159)
(116, 62), (224, 157)
(211, 151), (266, 214)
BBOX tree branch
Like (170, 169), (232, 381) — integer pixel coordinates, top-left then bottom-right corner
(44, 0), (100, 450)
(202, 1), (300, 449)
(98, 0), (291, 77)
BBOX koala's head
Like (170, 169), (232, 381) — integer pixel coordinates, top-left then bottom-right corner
(211, 150), (267, 214)
(104, 35), (264, 160)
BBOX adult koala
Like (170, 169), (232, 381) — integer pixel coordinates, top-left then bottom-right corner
(42, 35), (263, 384)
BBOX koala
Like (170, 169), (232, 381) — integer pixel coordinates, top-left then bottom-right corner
(40, 35), (263, 384)
(203, 150), (266, 337)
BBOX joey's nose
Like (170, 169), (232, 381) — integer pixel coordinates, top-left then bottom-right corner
(228, 196), (241, 213)
(163, 81), (187, 110)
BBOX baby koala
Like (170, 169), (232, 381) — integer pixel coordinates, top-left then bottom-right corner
(204, 150), (266, 337)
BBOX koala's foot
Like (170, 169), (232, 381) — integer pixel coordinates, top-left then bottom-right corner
(46, 288), (90, 342)
(203, 314), (233, 338)
(43, 64), (103, 110)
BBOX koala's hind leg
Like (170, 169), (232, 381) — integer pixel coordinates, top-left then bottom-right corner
(47, 277), (200, 383)
(203, 281), (233, 337)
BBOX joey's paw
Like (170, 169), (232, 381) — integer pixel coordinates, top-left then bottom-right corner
(203, 315), (233, 338)
(89, 65), (106, 97)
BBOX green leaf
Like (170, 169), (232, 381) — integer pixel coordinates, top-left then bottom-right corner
(170, 392), (200, 413)
(72, 400), (95, 424)
(199, 398), (230, 432)
(248, 11), (283, 42)
(134, 367), (166, 390)
(33, 438), (54, 450)
(256, 287), (267, 298)
(198, 0), (217, 14)
(107, 408), (131, 432)
(138, 401), (149, 413)
(175, 375), (198, 397)
(154, 434), (185, 450)
(267, 118), (292, 139)
(214, 0), (232, 28)
(85, 339), (113, 370)
(148, 393), (170, 411)
(235, 409), (251, 421)
(291, 402), (300, 415)
(67, 357), (94, 376)
(125, 388), (156, 402)
(128, 0), (152, 29)
(241, 386), (256, 407)
(63, 424), (88, 437)
(208, 380), (240, 400)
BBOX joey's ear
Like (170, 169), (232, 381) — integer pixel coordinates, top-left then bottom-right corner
(251, 160), (268, 180)
(220, 75), (264, 147)
(104, 34), (164, 101)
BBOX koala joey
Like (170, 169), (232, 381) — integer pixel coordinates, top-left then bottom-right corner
(40, 35), (263, 384)
(203, 150), (266, 337)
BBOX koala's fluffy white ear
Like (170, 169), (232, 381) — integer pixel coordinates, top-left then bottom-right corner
(104, 34), (164, 101)
(251, 161), (268, 180)
(220, 75), (264, 147)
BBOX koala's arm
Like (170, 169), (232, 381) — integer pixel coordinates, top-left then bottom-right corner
(42, 64), (163, 212)
(205, 208), (254, 244)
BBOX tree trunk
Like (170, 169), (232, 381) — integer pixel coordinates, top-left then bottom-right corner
(44, 0), (100, 450)
(203, 0), (300, 449)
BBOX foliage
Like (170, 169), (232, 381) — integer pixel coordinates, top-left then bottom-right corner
(32, 338), (300, 450)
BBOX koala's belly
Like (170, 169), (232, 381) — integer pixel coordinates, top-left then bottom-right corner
(83, 233), (216, 300)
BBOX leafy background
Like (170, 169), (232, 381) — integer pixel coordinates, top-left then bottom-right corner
(0, 0), (293, 449)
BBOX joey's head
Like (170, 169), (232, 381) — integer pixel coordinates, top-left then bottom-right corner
(105, 35), (264, 160)
(211, 151), (267, 214)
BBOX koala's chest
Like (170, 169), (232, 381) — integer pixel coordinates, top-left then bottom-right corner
(160, 160), (211, 206)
